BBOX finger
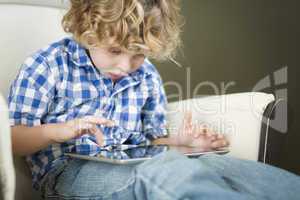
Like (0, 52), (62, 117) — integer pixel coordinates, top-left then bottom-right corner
(185, 111), (193, 127)
(193, 128), (201, 138)
(77, 121), (94, 136)
(206, 129), (217, 139)
(83, 116), (115, 126)
(194, 131), (217, 142)
(217, 134), (225, 140)
(192, 124), (206, 138)
(196, 128), (209, 137)
(208, 134), (217, 141)
(179, 111), (193, 136)
(85, 124), (105, 146)
(211, 139), (229, 149)
(87, 124), (98, 134)
(184, 111), (193, 135)
(200, 124), (208, 133)
(93, 128), (105, 146)
(216, 134), (230, 146)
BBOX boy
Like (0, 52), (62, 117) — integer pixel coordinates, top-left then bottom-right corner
(9, 0), (227, 197)
(8, 0), (299, 199)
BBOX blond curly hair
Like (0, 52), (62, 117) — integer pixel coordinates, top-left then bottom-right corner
(62, 0), (183, 61)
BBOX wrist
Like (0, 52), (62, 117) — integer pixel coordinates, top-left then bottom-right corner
(170, 133), (182, 146)
(42, 122), (72, 143)
(151, 134), (179, 146)
(173, 128), (191, 146)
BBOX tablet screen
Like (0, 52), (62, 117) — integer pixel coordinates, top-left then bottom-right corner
(99, 145), (169, 160)
(66, 145), (229, 164)
(97, 145), (228, 160)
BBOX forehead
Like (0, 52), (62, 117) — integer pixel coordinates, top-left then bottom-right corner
(97, 39), (149, 55)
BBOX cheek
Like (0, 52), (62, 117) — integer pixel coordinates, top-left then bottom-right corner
(90, 54), (113, 69)
(132, 57), (145, 69)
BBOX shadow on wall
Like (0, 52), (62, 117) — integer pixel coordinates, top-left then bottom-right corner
(154, 0), (299, 175)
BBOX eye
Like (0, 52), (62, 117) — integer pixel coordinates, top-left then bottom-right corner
(108, 47), (122, 55)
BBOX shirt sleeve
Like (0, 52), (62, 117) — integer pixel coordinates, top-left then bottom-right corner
(8, 56), (55, 127)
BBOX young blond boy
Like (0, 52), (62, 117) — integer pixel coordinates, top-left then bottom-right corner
(8, 0), (299, 199)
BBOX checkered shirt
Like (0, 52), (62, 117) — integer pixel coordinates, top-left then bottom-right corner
(8, 37), (168, 189)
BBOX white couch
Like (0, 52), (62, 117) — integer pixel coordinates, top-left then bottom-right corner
(0, 2), (67, 200)
(0, 1), (276, 200)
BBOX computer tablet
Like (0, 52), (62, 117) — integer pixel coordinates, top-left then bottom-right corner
(65, 145), (229, 165)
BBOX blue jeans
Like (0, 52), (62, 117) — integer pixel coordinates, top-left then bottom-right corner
(41, 151), (300, 200)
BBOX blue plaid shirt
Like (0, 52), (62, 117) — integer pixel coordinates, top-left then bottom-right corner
(8, 37), (168, 189)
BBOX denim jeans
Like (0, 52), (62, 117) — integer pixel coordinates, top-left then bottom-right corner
(41, 151), (300, 200)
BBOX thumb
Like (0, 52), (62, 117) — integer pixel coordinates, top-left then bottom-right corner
(183, 111), (193, 135)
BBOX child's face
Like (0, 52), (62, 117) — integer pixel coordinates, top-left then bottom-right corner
(88, 45), (145, 81)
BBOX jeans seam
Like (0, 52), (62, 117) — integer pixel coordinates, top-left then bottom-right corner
(45, 194), (102, 200)
(135, 174), (176, 200)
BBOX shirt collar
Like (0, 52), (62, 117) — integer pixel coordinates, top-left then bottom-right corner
(129, 59), (153, 81)
(64, 37), (94, 68)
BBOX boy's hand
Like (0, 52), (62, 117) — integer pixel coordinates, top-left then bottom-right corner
(52, 116), (115, 146)
(177, 112), (229, 149)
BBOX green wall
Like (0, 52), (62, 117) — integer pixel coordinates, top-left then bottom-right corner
(155, 0), (300, 174)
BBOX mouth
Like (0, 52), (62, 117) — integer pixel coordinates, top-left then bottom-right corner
(101, 67), (128, 80)
(107, 72), (123, 80)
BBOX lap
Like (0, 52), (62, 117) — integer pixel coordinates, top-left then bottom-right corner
(42, 151), (300, 200)
(134, 152), (300, 200)
(43, 159), (137, 199)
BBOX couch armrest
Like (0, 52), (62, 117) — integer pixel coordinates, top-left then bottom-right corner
(258, 98), (287, 164)
(0, 94), (15, 200)
(166, 92), (275, 161)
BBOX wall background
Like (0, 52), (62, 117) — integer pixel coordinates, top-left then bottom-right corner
(155, 0), (300, 174)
